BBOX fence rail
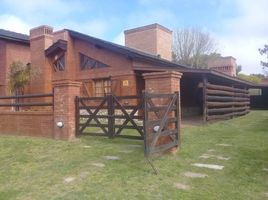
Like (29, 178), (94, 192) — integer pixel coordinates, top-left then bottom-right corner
(204, 82), (250, 121)
(0, 93), (54, 110)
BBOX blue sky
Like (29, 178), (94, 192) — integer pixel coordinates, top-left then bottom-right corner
(0, 0), (267, 74)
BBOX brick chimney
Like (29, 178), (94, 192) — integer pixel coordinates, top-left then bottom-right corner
(124, 23), (172, 61)
(29, 25), (54, 94)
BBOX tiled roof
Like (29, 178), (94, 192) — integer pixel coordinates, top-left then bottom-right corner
(0, 29), (29, 44)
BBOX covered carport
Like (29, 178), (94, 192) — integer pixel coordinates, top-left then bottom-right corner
(179, 68), (252, 123)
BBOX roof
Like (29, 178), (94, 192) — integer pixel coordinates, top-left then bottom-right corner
(66, 29), (187, 69)
(179, 68), (254, 87)
(0, 29), (29, 44)
(124, 23), (172, 34)
(45, 39), (67, 56)
(65, 28), (257, 88)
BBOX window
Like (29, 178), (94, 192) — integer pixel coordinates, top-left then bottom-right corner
(80, 53), (109, 70)
(53, 54), (65, 71)
(94, 79), (111, 97)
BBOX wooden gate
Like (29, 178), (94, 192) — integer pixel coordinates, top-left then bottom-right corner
(75, 92), (180, 156)
(144, 92), (180, 156)
(76, 94), (144, 140)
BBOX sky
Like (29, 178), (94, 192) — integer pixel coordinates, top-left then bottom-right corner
(0, 0), (267, 74)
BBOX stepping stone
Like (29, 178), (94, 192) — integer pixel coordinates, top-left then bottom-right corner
(192, 163), (224, 170)
(207, 149), (216, 152)
(64, 177), (75, 183)
(216, 143), (232, 147)
(174, 183), (191, 190)
(83, 145), (91, 148)
(118, 150), (133, 153)
(91, 162), (105, 167)
(264, 192), (268, 197)
(199, 154), (211, 159)
(103, 156), (120, 160)
(199, 154), (230, 161)
(80, 171), (89, 178)
(216, 155), (230, 160)
(127, 144), (142, 148)
(183, 172), (208, 178)
(263, 168), (268, 172)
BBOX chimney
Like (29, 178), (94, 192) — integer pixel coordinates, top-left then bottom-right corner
(29, 25), (54, 94)
(124, 23), (172, 60)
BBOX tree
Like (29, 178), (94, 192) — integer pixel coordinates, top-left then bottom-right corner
(259, 44), (268, 68)
(172, 27), (217, 68)
(238, 73), (262, 84)
(8, 61), (39, 95)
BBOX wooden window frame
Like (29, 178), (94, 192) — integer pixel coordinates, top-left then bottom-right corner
(79, 53), (109, 70)
(53, 53), (65, 72)
(94, 78), (111, 97)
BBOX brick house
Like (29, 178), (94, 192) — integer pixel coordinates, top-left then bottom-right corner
(0, 24), (256, 120)
(0, 29), (30, 96)
(207, 56), (237, 77)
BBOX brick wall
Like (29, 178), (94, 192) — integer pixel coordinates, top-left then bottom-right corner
(125, 24), (172, 60)
(0, 111), (53, 138)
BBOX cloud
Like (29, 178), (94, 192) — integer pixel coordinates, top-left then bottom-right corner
(112, 32), (124, 45)
(0, 14), (32, 34)
(217, 0), (268, 74)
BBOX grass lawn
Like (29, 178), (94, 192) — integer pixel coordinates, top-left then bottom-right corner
(0, 111), (267, 200)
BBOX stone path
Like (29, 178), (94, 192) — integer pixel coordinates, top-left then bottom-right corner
(191, 163), (224, 170)
(83, 145), (91, 148)
(199, 153), (230, 160)
(264, 192), (268, 198)
(64, 177), (75, 183)
(216, 143), (232, 147)
(263, 168), (268, 172)
(174, 183), (191, 190)
(183, 172), (208, 178)
(91, 162), (105, 167)
(118, 150), (133, 153)
(103, 155), (120, 160)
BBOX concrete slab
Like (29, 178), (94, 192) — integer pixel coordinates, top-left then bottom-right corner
(103, 156), (120, 160)
(91, 162), (105, 167)
(199, 154), (230, 160)
(174, 183), (191, 190)
(192, 163), (224, 170)
(118, 150), (133, 153)
(216, 143), (232, 147)
(183, 172), (208, 178)
(64, 177), (75, 183)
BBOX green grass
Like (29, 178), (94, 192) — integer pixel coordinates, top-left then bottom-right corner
(0, 111), (267, 200)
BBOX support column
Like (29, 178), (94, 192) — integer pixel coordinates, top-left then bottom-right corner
(53, 80), (81, 140)
(143, 71), (182, 154)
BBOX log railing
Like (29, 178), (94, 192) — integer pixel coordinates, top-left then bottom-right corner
(204, 82), (250, 121)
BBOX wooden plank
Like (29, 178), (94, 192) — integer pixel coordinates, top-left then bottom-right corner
(207, 110), (249, 120)
(207, 106), (250, 114)
(146, 117), (177, 127)
(206, 89), (250, 97)
(207, 101), (250, 107)
(207, 83), (249, 94)
(148, 105), (177, 112)
(0, 93), (53, 99)
(207, 95), (249, 102)
(149, 140), (179, 154)
(0, 102), (53, 107)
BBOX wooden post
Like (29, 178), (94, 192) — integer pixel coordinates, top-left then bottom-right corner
(75, 96), (80, 137)
(107, 94), (115, 138)
(202, 76), (208, 123)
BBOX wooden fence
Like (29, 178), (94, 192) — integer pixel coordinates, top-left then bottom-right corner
(204, 82), (250, 121)
(0, 93), (53, 110)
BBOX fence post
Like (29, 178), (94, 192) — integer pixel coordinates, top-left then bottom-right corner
(52, 80), (81, 140)
(107, 94), (115, 138)
(75, 96), (80, 137)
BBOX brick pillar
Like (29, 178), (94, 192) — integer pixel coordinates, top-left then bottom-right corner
(53, 80), (81, 140)
(143, 71), (182, 154)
